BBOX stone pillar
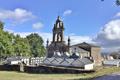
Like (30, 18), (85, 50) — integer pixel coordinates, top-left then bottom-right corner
(20, 62), (24, 72)
(117, 62), (120, 67)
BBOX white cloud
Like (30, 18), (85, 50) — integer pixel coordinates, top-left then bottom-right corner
(63, 10), (72, 16)
(14, 32), (32, 38)
(7, 31), (52, 45)
(94, 19), (120, 50)
(5, 28), (93, 46)
(7, 11), (120, 52)
(0, 8), (35, 23)
(93, 12), (120, 52)
(101, 19), (120, 40)
(115, 12), (120, 17)
(4, 28), (14, 33)
(16, 32), (93, 46)
(69, 35), (93, 45)
(32, 22), (44, 30)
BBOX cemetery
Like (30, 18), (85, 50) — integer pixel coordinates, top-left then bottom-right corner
(0, 11), (120, 80)
(0, 0), (120, 80)
(0, 16), (120, 75)
(0, 16), (103, 74)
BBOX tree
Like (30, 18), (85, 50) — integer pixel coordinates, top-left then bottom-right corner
(26, 33), (46, 57)
(0, 21), (46, 58)
(0, 21), (4, 30)
(116, 0), (120, 6)
(0, 42), (5, 58)
(13, 35), (30, 56)
(101, 0), (120, 6)
(0, 28), (14, 58)
(0, 21), (34, 58)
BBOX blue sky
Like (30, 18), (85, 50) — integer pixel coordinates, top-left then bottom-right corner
(0, 0), (120, 51)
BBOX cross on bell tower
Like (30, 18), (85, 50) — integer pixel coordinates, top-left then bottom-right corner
(52, 16), (64, 42)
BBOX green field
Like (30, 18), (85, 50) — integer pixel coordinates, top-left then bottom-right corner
(0, 67), (120, 80)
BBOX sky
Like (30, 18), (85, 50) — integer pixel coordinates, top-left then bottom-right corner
(0, 0), (120, 52)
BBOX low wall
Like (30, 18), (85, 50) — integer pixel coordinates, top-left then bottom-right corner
(0, 65), (94, 73)
(0, 65), (20, 71)
(24, 65), (94, 74)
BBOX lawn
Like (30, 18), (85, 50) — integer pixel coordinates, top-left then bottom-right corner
(0, 66), (120, 80)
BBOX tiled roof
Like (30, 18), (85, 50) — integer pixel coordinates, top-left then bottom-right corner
(43, 57), (93, 67)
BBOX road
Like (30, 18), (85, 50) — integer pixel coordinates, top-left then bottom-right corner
(94, 72), (120, 80)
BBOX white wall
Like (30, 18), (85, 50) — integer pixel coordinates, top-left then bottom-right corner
(84, 63), (94, 70)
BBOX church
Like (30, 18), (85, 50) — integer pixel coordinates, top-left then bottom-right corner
(46, 16), (70, 58)
(46, 16), (102, 66)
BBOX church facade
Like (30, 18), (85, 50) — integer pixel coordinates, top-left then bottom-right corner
(46, 16), (70, 58)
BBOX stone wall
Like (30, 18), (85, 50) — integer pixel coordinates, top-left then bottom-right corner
(91, 47), (102, 66)
(24, 65), (94, 73)
(0, 64), (94, 73)
(0, 65), (20, 71)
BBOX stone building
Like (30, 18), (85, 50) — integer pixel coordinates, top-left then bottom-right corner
(46, 16), (102, 66)
(46, 16), (70, 58)
(70, 42), (102, 66)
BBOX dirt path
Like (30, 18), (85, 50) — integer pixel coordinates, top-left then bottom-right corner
(94, 72), (120, 80)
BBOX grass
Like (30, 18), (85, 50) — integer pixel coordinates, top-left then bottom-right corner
(76, 66), (120, 80)
(0, 66), (120, 80)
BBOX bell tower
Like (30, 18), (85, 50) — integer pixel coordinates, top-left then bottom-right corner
(47, 16), (69, 58)
(52, 16), (64, 42)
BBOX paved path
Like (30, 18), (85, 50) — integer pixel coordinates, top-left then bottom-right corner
(94, 72), (120, 80)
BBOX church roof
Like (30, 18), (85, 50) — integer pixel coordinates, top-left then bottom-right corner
(74, 42), (100, 47)
(72, 42), (100, 51)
